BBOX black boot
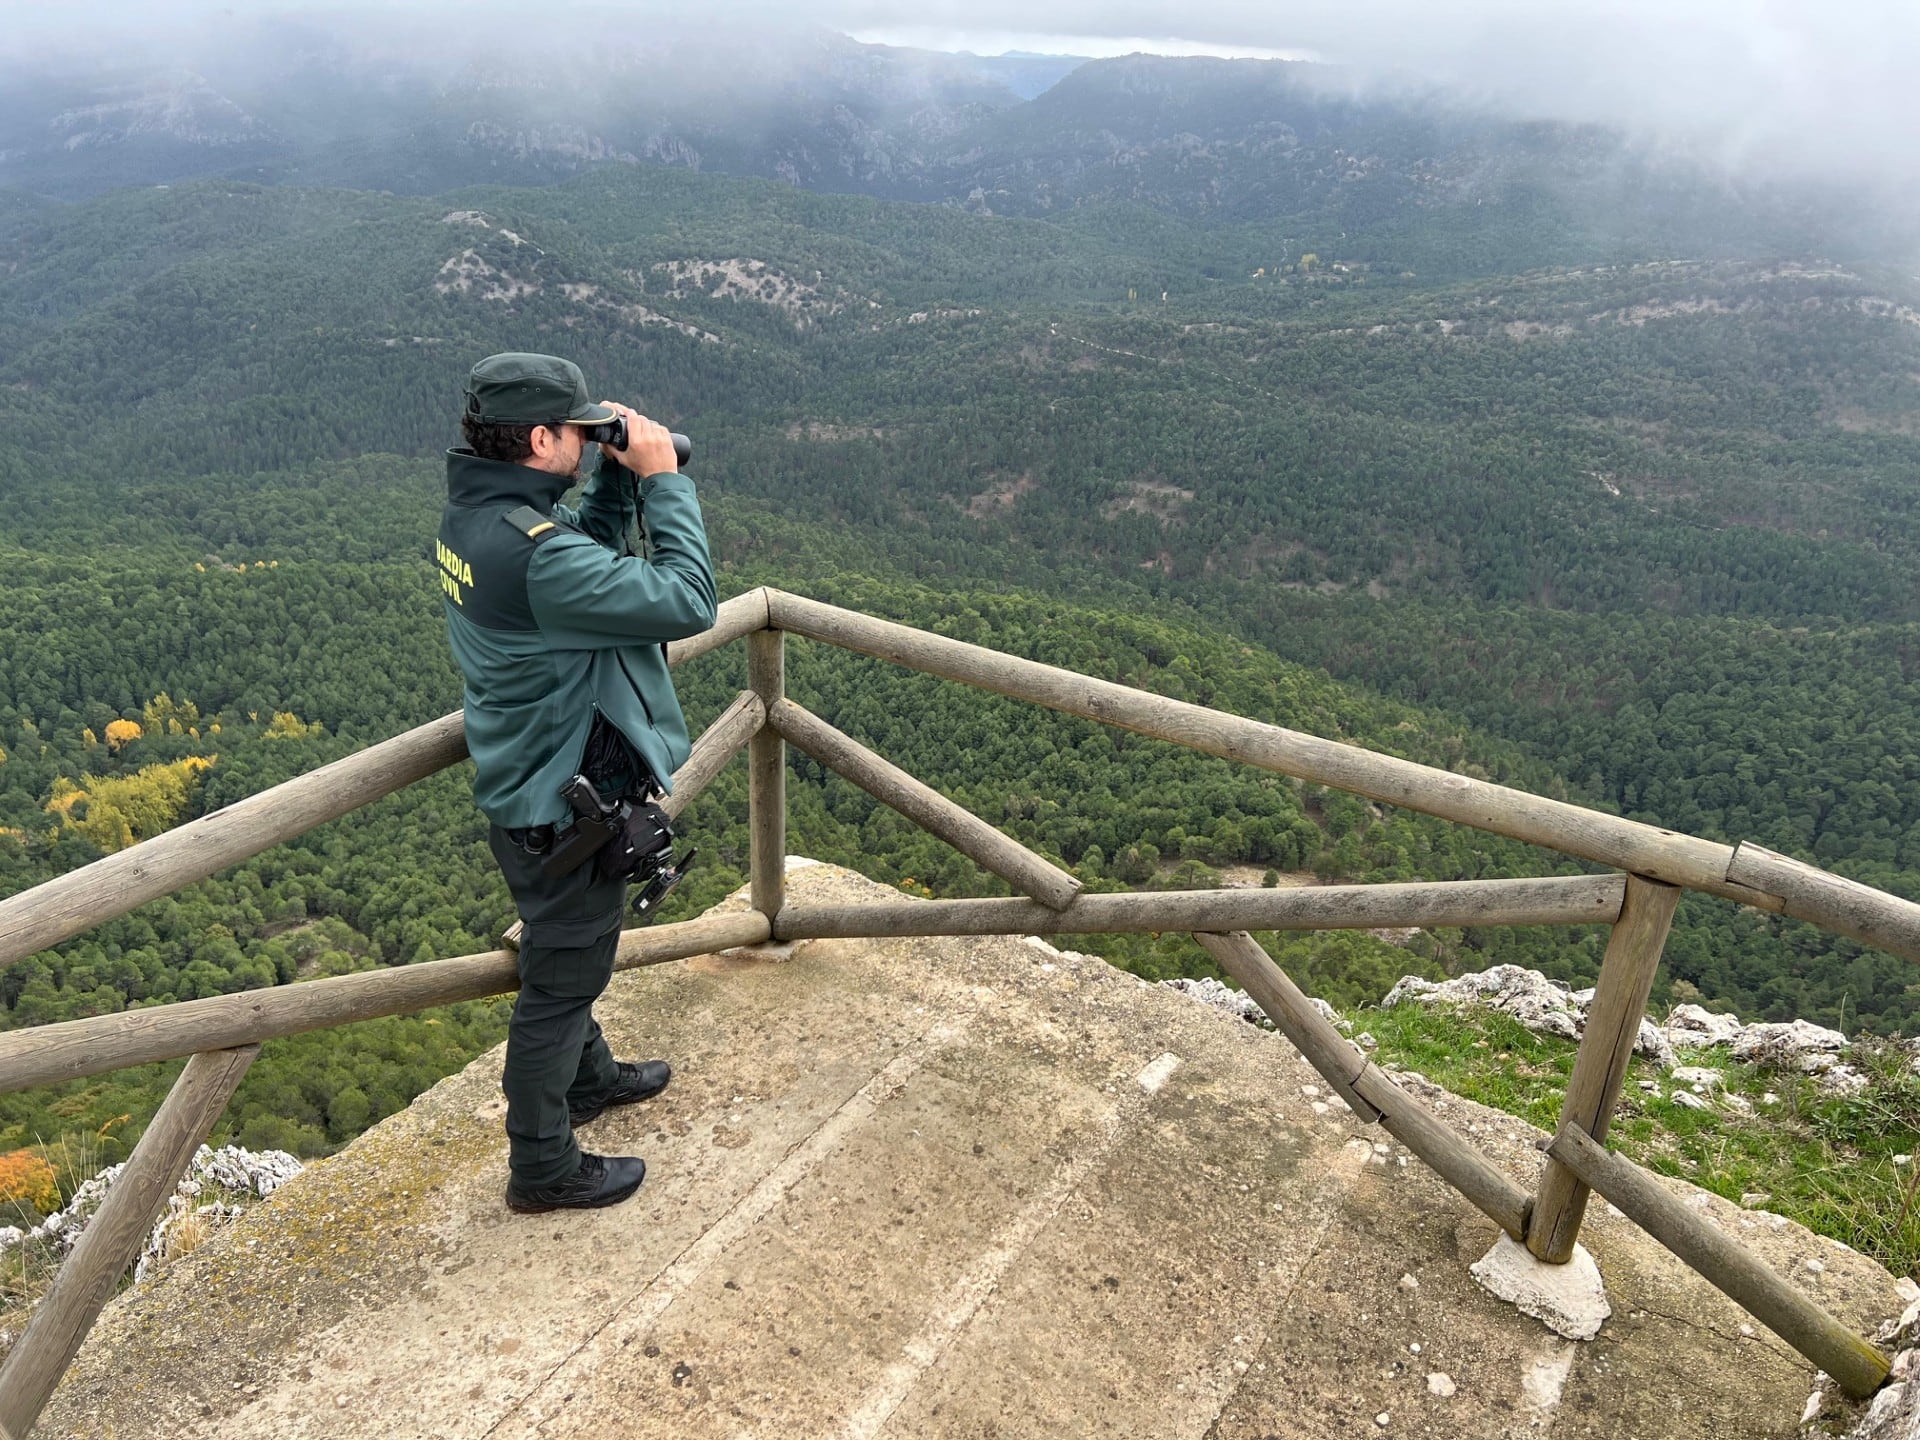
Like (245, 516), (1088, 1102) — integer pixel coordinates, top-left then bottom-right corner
(505, 1152), (646, 1214)
(569, 1059), (672, 1126)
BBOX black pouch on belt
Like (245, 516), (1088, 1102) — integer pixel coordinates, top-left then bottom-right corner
(599, 799), (675, 882)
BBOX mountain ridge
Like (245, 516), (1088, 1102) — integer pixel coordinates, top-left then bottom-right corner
(4, 27), (1904, 270)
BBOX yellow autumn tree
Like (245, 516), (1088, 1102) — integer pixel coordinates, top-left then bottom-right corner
(45, 757), (215, 852)
(103, 718), (142, 750)
(141, 693), (200, 737)
(263, 711), (323, 740)
(45, 777), (86, 819)
(0, 1150), (59, 1215)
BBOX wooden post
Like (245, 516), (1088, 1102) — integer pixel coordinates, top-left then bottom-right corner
(0, 1045), (259, 1437)
(768, 698), (1082, 910)
(747, 628), (785, 924)
(1528, 875), (1681, 1262)
(1549, 1126), (1890, 1399)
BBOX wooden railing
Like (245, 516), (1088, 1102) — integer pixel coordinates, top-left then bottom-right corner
(0, 585), (1908, 1433)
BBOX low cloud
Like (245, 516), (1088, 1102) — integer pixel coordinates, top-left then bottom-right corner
(844, 0), (1920, 190)
(12, 0), (1919, 193)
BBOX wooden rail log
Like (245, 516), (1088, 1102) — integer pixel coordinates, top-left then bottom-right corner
(773, 874), (1624, 941)
(663, 691), (764, 819)
(1193, 930), (1377, 1119)
(768, 698), (1081, 911)
(0, 911), (770, 1097)
(0, 589), (770, 975)
(1191, 931), (1533, 1240)
(763, 592), (1800, 917)
(1350, 1065), (1533, 1240)
(1529, 876), (1680, 1263)
(1727, 842), (1920, 969)
(1548, 1125), (1890, 1399)
(0, 1045), (259, 1437)
(667, 587), (770, 668)
(0, 713), (467, 975)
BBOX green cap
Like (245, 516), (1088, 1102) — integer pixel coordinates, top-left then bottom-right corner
(463, 352), (617, 427)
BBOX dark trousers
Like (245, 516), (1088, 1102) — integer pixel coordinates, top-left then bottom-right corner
(488, 826), (628, 1186)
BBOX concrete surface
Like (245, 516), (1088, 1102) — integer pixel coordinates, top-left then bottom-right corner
(34, 865), (1906, 1439)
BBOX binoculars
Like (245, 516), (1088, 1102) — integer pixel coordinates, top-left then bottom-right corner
(579, 418), (692, 467)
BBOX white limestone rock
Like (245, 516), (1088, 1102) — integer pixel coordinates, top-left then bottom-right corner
(8, 1145), (302, 1280)
(1383, 965), (1674, 1066)
(1310, 995), (1356, 1032)
(1470, 1233), (1612, 1341)
(1819, 1064), (1872, 1097)
(1670, 1065), (1724, 1089)
(1731, 1018), (1849, 1070)
(1160, 976), (1268, 1027)
(1803, 1297), (1920, 1437)
(1665, 1003), (1745, 1050)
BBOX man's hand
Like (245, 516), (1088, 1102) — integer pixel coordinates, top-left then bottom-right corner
(601, 402), (679, 476)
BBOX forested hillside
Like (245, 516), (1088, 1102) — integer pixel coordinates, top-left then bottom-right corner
(0, 68), (1917, 1186)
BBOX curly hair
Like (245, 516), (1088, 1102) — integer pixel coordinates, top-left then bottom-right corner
(461, 413), (551, 464)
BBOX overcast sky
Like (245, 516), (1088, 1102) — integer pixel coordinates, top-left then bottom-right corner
(19, 0), (1920, 190)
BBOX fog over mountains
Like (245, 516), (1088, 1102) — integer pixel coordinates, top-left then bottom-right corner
(4, 15), (1912, 269)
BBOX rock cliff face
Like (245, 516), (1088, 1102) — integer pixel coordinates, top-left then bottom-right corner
(38, 866), (1906, 1439)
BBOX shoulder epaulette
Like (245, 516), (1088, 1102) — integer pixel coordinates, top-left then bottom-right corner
(503, 506), (574, 544)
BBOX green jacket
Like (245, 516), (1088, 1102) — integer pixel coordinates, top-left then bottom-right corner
(437, 447), (716, 828)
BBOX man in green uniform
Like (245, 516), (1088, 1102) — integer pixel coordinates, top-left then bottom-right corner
(437, 353), (716, 1213)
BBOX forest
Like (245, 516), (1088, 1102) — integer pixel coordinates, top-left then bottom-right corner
(0, 157), (1917, 1180)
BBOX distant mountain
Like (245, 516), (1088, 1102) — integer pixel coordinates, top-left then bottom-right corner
(4, 24), (1906, 274)
(0, 24), (1024, 201)
(917, 56), (1880, 265)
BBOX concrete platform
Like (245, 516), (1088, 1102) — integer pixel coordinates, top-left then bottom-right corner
(36, 865), (1904, 1438)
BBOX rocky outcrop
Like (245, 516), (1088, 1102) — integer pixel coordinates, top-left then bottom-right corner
(1159, 974), (1266, 1026)
(36, 867), (1907, 1439)
(1168, 949), (1881, 1152)
(1353, 964), (1874, 1101)
(1382, 964), (1678, 1066)
(1804, 1296), (1920, 1437)
(0, 1144), (301, 1295)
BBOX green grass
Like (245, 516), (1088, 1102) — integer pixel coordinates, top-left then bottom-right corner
(1350, 1002), (1920, 1279)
